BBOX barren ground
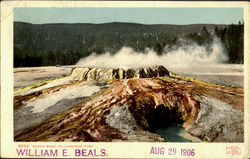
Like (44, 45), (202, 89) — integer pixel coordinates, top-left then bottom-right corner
(167, 64), (243, 88)
(14, 66), (72, 90)
(14, 64), (244, 89)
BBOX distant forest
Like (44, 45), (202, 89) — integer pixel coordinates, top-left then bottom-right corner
(14, 22), (244, 67)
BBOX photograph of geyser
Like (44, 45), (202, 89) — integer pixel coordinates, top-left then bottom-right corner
(14, 7), (244, 142)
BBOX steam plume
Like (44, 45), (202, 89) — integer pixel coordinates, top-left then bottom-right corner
(76, 38), (228, 69)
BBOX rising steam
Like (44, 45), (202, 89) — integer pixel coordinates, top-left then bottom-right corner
(76, 38), (228, 69)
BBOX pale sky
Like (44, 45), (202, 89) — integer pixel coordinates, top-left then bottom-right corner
(14, 8), (243, 25)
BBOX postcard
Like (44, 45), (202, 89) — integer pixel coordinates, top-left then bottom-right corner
(1, 1), (249, 158)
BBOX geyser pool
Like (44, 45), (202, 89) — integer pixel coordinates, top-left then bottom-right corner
(154, 125), (201, 142)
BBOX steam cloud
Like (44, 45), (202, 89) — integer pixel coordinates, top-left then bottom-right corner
(76, 38), (228, 69)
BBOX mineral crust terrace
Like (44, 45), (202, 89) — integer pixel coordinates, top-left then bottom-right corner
(14, 65), (244, 142)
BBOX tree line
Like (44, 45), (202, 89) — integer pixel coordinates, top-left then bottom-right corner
(14, 22), (244, 67)
(186, 21), (244, 64)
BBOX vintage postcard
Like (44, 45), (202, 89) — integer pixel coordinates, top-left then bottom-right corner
(1, 1), (249, 158)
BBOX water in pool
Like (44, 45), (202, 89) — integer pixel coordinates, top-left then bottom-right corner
(154, 125), (201, 142)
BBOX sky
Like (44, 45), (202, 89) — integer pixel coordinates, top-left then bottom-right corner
(14, 8), (243, 25)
